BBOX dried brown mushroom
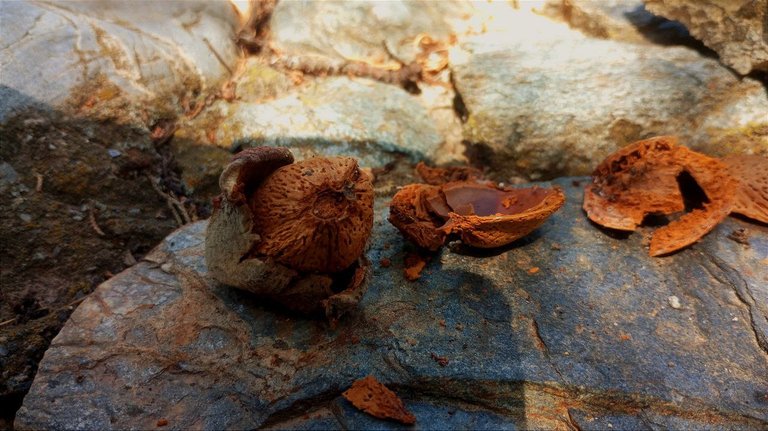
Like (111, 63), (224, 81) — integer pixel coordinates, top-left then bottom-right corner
(583, 136), (759, 256)
(389, 179), (565, 250)
(722, 154), (768, 223)
(342, 376), (416, 425)
(205, 147), (374, 320)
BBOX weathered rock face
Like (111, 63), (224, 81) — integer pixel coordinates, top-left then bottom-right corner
(15, 178), (768, 430)
(0, 0), (239, 122)
(269, 0), (472, 65)
(215, 77), (445, 167)
(452, 15), (768, 180)
(644, 0), (768, 75)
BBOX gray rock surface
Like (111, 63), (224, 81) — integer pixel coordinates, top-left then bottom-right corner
(0, 0), (239, 122)
(16, 178), (768, 430)
(452, 21), (768, 179)
(644, 0), (768, 74)
(269, 0), (472, 65)
(215, 77), (445, 167)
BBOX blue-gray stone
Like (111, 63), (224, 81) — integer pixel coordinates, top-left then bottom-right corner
(15, 178), (768, 430)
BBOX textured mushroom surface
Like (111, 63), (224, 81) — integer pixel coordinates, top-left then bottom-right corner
(583, 136), (744, 256)
(389, 181), (565, 250)
(342, 376), (416, 425)
(251, 157), (374, 273)
(723, 155), (768, 224)
(205, 147), (373, 318)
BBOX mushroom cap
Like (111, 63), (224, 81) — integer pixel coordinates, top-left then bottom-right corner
(388, 180), (565, 249)
(583, 136), (738, 256)
(251, 156), (374, 273)
(722, 154), (768, 223)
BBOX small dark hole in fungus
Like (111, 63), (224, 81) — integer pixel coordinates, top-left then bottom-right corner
(676, 170), (709, 212)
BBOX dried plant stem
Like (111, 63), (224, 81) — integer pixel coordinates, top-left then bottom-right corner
(147, 175), (191, 226)
(89, 207), (106, 237)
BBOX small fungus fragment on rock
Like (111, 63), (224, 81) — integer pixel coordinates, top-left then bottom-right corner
(205, 146), (374, 320)
(583, 136), (765, 256)
(416, 161), (483, 185)
(389, 178), (565, 250)
(342, 375), (416, 425)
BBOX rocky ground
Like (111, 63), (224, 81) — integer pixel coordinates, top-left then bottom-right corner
(1, 0), (767, 429)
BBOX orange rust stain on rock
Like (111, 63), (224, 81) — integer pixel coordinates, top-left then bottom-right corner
(342, 375), (416, 425)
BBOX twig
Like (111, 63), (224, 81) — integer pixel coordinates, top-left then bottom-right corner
(89, 207), (106, 237)
(34, 172), (43, 192)
(147, 175), (191, 226)
(0, 317), (17, 327)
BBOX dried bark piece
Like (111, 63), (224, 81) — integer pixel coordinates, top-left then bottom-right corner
(342, 376), (416, 425)
(583, 136), (739, 256)
(251, 156), (374, 273)
(415, 162), (482, 185)
(389, 181), (565, 250)
(722, 154), (768, 223)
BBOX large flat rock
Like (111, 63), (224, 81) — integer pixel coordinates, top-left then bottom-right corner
(16, 178), (768, 430)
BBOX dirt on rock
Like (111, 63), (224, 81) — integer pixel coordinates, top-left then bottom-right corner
(0, 108), (212, 427)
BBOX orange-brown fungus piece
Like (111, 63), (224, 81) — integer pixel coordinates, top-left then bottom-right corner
(584, 136), (739, 256)
(251, 156), (374, 273)
(722, 154), (768, 223)
(404, 252), (428, 281)
(342, 376), (416, 425)
(416, 161), (482, 185)
(388, 184), (446, 251)
(389, 180), (565, 249)
(439, 182), (565, 248)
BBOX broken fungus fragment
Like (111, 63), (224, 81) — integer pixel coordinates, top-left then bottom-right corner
(722, 154), (768, 224)
(342, 376), (416, 425)
(415, 161), (482, 185)
(205, 147), (374, 320)
(583, 136), (743, 256)
(389, 180), (565, 250)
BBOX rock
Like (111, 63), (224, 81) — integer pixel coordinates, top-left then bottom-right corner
(644, 0), (768, 75)
(0, 0), (239, 122)
(15, 178), (768, 430)
(269, 0), (472, 65)
(215, 77), (445, 167)
(451, 15), (768, 179)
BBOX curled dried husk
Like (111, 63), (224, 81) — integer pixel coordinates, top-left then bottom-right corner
(389, 180), (565, 250)
(583, 136), (741, 256)
(205, 147), (373, 320)
(722, 154), (768, 224)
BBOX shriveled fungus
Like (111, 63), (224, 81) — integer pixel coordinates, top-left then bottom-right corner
(389, 175), (565, 250)
(722, 154), (768, 224)
(342, 376), (416, 425)
(205, 147), (374, 320)
(583, 136), (764, 256)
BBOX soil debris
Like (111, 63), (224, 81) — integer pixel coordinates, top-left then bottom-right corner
(430, 352), (449, 367)
(404, 252), (428, 281)
(415, 162), (482, 185)
(727, 228), (750, 245)
(342, 375), (416, 425)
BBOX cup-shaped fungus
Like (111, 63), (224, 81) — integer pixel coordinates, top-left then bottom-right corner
(389, 179), (565, 250)
(205, 147), (374, 320)
(583, 136), (766, 256)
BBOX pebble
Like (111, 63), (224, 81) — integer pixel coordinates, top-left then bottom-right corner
(668, 296), (682, 309)
(160, 263), (173, 273)
(107, 149), (122, 158)
(19, 213), (32, 223)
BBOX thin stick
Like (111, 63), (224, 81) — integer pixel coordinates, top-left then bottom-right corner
(89, 208), (106, 236)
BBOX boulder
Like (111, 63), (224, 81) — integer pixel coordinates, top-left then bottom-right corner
(15, 178), (768, 430)
(451, 15), (768, 180)
(215, 77), (445, 167)
(0, 0), (240, 122)
(644, 0), (768, 75)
